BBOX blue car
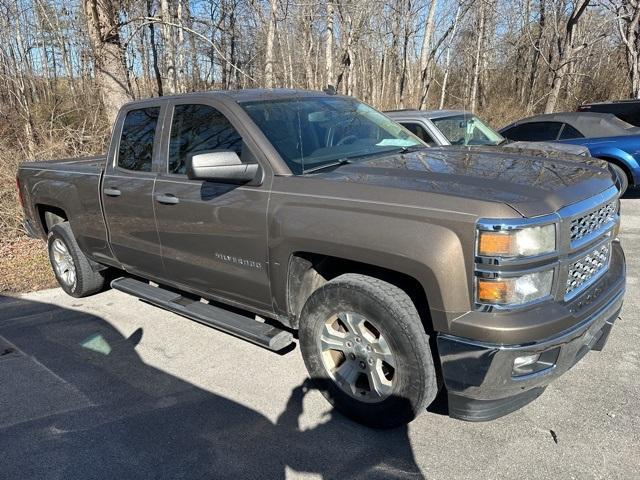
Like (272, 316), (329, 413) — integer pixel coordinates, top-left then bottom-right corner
(500, 112), (640, 189)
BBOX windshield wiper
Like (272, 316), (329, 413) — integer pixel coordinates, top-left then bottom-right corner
(303, 158), (353, 174)
(399, 145), (427, 154)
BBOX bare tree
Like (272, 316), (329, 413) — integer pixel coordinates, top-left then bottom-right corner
(84, 0), (133, 123)
(612, 0), (640, 98)
(264, 0), (278, 88)
(544, 0), (590, 113)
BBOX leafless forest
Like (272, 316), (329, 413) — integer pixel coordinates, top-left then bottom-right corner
(1, 0), (639, 233)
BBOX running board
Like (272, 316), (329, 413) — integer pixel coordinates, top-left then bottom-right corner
(110, 277), (293, 352)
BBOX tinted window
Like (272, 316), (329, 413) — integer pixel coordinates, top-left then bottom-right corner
(559, 124), (584, 140)
(401, 122), (436, 146)
(502, 122), (562, 141)
(168, 104), (243, 174)
(118, 107), (160, 172)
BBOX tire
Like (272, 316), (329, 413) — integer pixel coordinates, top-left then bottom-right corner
(47, 222), (106, 297)
(298, 273), (438, 428)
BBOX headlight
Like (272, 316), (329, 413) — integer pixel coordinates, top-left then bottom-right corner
(477, 224), (556, 258)
(476, 270), (554, 306)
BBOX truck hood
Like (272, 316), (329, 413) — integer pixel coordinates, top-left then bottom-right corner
(312, 148), (615, 217)
(442, 142), (591, 158)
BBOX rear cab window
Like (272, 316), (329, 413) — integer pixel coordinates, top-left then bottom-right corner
(117, 107), (161, 172)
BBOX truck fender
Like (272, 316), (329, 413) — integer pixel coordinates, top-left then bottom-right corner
(268, 210), (471, 332)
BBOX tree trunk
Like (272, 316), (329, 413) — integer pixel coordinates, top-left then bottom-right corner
(325, 1), (335, 87)
(544, 0), (590, 113)
(177, 0), (186, 93)
(619, 0), (640, 98)
(161, 0), (176, 94)
(147, 0), (163, 96)
(418, 0), (438, 109)
(470, 0), (486, 112)
(264, 0), (278, 88)
(83, 0), (133, 124)
(439, 4), (461, 109)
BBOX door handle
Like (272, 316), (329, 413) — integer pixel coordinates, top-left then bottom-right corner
(104, 187), (121, 197)
(155, 193), (180, 205)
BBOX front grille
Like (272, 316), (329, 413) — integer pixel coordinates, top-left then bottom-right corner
(565, 242), (611, 299)
(570, 201), (617, 245)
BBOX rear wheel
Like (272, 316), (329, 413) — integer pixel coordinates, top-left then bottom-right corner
(298, 273), (438, 428)
(47, 222), (106, 297)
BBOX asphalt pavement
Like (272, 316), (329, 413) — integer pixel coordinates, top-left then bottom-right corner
(1, 196), (639, 480)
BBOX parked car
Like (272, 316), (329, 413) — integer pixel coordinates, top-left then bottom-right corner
(386, 109), (590, 157)
(500, 112), (640, 190)
(17, 89), (626, 428)
(386, 109), (630, 192)
(578, 99), (640, 127)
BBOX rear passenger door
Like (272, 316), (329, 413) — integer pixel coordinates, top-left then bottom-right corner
(153, 100), (273, 310)
(102, 102), (166, 278)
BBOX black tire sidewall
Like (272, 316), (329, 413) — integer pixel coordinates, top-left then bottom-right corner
(299, 276), (437, 428)
(47, 223), (100, 297)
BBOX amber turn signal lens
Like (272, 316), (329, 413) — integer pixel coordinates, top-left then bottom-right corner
(478, 232), (513, 256)
(477, 279), (509, 303)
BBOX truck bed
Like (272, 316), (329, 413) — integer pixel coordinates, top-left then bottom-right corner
(18, 155), (114, 266)
(20, 155), (106, 175)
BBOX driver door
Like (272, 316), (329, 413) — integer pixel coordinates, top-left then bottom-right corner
(153, 100), (273, 310)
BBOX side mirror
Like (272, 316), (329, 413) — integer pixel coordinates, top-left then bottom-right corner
(187, 150), (259, 183)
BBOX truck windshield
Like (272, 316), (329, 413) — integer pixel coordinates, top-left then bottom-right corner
(241, 97), (424, 174)
(432, 114), (505, 146)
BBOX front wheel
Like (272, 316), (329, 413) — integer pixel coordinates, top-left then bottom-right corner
(298, 274), (438, 428)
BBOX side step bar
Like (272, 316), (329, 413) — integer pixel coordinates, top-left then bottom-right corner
(111, 277), (294, 352)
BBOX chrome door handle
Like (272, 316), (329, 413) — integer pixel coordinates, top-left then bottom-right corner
(155, 194), (180, 205)
(104, 187), (121, 197)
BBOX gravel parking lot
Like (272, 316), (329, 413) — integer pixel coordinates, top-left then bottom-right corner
(1, 196), (639, 480)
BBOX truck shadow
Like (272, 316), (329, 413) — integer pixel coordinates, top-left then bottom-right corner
(0, 295), (426, 479)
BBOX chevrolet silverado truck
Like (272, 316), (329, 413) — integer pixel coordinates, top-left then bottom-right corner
(17, 89), (626, 428)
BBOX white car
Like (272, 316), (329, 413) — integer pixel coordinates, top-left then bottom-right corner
(386, 109), (591, 157)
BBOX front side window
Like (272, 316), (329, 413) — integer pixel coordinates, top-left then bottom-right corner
(241, 97), (424, 174)
(118, 107), (160, 172)
(168, 104), (243, 174)
(431, 114), (504, 146)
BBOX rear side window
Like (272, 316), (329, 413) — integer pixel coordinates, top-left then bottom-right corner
(168, 104), (243, 174)
(502, 122), (562, 141)
(401, 122), (436, 146)
(559, 124), (584, 140)
(117, 107), (160, 172)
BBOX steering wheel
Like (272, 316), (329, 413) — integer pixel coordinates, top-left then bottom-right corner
(336, 134), (358, 146)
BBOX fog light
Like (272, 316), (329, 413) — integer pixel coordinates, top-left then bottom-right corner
(513, 353), (539, 370)
(512, 347), (560, 377)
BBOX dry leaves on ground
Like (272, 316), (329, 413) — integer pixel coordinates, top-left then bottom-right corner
(0, 234), (56, 293)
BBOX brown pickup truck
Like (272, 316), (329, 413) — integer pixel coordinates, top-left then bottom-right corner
(17, 89), (626, 428)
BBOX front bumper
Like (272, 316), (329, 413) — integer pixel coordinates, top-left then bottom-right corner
(437, 247), (625, 421)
